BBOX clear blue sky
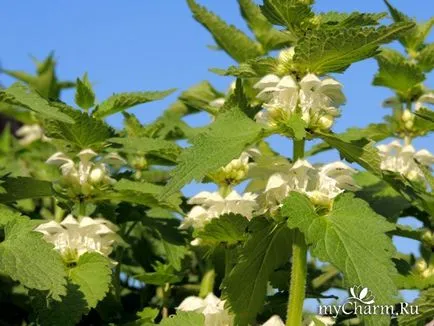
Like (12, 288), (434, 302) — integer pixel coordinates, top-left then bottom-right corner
(1, 0), (432, 306)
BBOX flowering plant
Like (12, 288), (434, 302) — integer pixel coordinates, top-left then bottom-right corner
(0, 1), (433, 326)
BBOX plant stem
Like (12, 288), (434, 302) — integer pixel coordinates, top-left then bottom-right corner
(286, 139), (308, 326)
(78, 199), (86, 216)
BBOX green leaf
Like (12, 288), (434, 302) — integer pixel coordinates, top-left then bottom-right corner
(113, 179), (182, 211)
(179, 81), (223, 113)
(211, 57), (276, 78)
(44, 104), (114, 150)
(0, 204), (26, 227)
(136, 307), (159, 323)
(196, 214), (248, 246)
(109, 137), (181, 162)
(306, 123), (391, 157)
(75, 73), (95, 110)
(160, 107), (264, 200)
(373, 48), (425, 97)
(159, 311), (205, 326)
(93, 89), (176, 119)
(238, 0), (292, 49)
(293, 23), (414, 74)
(418, 43), (434, 72)
(354, 172), (411, 219)
(398, 288), (434, 325)
(68, 253), (112, 309)
(260, 0), (314, 30)
(1, 83), (74, 123)
(136, 263), (182, 285)
(187, 0), (263, 62)
(314, 12), (387, 28)
(415, 107), (434, 123)
(30, 283), (87, 326)
(283, 113), (307, 140)
(384, 0), (434, 51)
(0, 177), (53, 203)
(222, 219), (292, 325)
(316, 131), (382, 175)
(283, 192), (398, 326)
(0, 219), (67, 300)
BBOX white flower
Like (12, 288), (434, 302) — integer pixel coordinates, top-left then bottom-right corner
(308, 316), (335, 326)
(414, 92), (434, 111)
(46, 149), (125, 196)
(261, 159), (357, 212)
(35, 215), (119, 263)
(262, 315), (285, 326)
(16, 124), (49, 146)
(377, 140), (434, 183)
(254, 73), (344, 130)
(181, 190), (258, 230)
(209, 98), (226, 108)
(177, 293), (233, 326)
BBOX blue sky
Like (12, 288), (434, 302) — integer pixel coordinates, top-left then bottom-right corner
(1, 0), (432, 306)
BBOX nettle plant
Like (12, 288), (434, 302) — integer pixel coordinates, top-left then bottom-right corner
(0, 1), (433, 326)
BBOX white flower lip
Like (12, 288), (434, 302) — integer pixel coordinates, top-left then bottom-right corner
(35, 215), (120, 261)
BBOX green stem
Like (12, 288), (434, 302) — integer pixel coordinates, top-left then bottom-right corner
(286, 139), (308, 326)
(286, 230), (308, 326)
(199, 269), (216, 298)
(78, 200), (86, 217)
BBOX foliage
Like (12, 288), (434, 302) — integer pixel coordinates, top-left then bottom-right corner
(0, 1), (433, 325)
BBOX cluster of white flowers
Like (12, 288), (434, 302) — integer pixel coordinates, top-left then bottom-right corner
(47, 149), (125, 197)
(377, 140), (434, 185)
(177, 293), (233, 326)
(308, 316), (335, 326)
(35, 214), (119, 264)
(177, 293), (286, 326)
(181, 190), (258, 230)
(16, 124), (49, 146)
(254, 73), (345, 130)
(260, 160), (358, 212)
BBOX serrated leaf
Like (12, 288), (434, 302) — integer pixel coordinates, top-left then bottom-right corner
(109, 137), (181, 156)
(0, 177), (53, 203)
(307, 123), (391, 157)
(161, 107), (264, 200)
(0, 219), (67, 300)
(354, 172), (411, 219)
(283, 192), (398, 326)
(398, 288), (434, 325)
(238, 0), (292, 50)
(196, 214), (248, 246)
(293, 23), (413, 74)
(1, 83), (74, 123)
(222, 218), (292, 325)
(187, 0), (263, 62)
(316, 131), (382, 175)
(68, 253), (112, 309)
(385, 0), (434, 51)
(0, 204), (26, 227)
(44, 104), (114, 150)
(93, 89), (176, 119)
(113, 179), (182, 211)
(31, 282), (87, 326)
(75, 73), (95, 110)
(211, 57), (277, 78)
(415, 107), (434, 123)
(179, 81), (223, 113)
(159, 311), (205, 326)
(283, 112), (307, 140)
(418, 43), (434, 72)
(136, 263), (182, 285)
(260, 0), (314, 30)
(315, 12), (387, 28)
(373, 48), (425, 97)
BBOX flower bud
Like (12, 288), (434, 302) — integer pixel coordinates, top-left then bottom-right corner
(422, 230), (434, 247)
(89, 167), (105, 184)
(402, 109), (413, 122)
(414, 258), (428, 273)
(317, 115), (334, 130)
(407, 170), (419, 181)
